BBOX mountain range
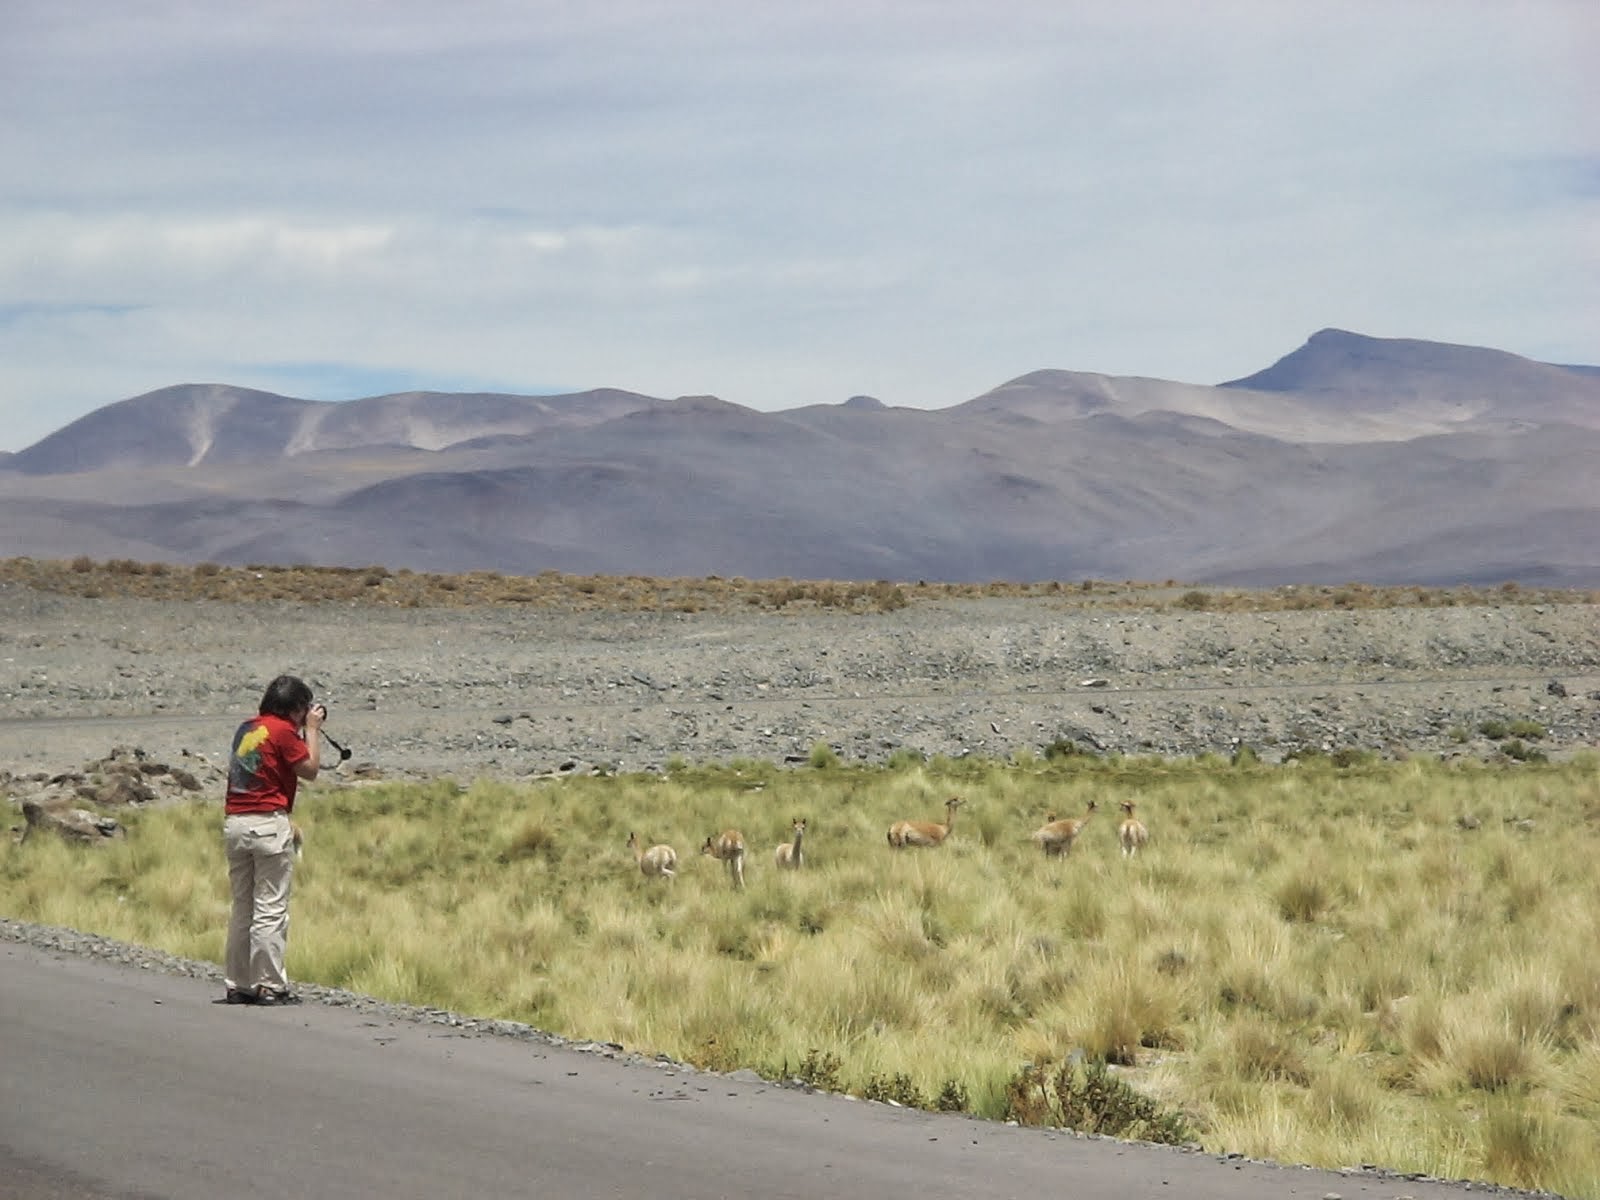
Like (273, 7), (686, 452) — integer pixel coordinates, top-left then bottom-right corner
(2, 329), (1597, 586)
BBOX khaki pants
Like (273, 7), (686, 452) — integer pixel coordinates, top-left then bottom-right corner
(223, 811), (295, 994)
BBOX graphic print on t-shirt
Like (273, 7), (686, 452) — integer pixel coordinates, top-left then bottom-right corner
(229, 720), (271, 794)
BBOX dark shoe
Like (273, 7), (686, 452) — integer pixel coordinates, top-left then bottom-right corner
(254, 988), (301, 1006)
(224, 987), (259, 1005)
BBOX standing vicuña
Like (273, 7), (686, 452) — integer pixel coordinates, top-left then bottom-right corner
(1118, 800), (1149, 857)
(701, 829), (746, 888)
(627, 831), (677, 880)
(775, 817), (806, 869)
(1031, 800), (1097, 856)
(888, 797), (964, 848)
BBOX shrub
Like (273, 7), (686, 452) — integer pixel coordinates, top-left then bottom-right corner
(1177, 590), (1210, 611)
(934, 1078), (970, 1112)
(870, 581), (908, 611)
(786, 1048), (842, 1091)
(808, 742), (841, 769)
(1500, 740), (1546, 763)
(1003, 1059), (1192, 1145)
(1479, 719), (1511, 740)
(861, 1072), (926, 1108)
(1044, 737), (1093, 761)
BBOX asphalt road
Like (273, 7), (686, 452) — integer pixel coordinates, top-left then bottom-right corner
(2, 940), (1508, 1200)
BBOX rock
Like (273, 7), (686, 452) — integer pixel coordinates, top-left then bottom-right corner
(85, 773), (157, 806)
(20, 799), (125, 844)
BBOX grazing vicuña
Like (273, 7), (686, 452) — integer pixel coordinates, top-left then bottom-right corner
(888, 796), (964, 848)
(1118, 800), (1149, 857)
(1031, 800), (1098, 857)
(701, 829), (747, 888)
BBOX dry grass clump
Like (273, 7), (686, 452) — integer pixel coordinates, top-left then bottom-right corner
(5, 753), (1600, 1196)
(3, 556), (1594, 613)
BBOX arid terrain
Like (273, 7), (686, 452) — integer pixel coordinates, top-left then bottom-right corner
(2, 567), (1596, 807)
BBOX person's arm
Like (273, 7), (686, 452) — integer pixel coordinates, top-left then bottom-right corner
(296, 704), (325, 781)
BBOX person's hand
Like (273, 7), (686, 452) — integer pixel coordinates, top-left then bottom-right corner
(305, 703), (326, 732)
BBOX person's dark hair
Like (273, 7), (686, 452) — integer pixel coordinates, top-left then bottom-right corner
(258, 674), (313, 719)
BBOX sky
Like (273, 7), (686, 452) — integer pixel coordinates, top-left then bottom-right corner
(1, 0), (1596, 453)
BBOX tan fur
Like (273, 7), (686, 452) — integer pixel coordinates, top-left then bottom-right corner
(1031, 800), (1097, 856)
(291, 821), (304, 859)
(888, 797), (964, 848)
(774, 817), (806, 869)
(627, 831), (677, 879)
(1118, 801), (1149, 857)
(700, 829), (746, 887)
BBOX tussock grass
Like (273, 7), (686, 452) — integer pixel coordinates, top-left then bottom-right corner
(5, 753), (1600, 1196)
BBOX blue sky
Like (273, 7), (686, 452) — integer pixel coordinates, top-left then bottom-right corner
(1, 1), (1595, 452)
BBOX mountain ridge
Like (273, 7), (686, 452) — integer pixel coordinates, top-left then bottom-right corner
(2, 329), (1597, 586)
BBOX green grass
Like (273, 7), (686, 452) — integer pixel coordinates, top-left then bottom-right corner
(5, 752), (1600, 1197)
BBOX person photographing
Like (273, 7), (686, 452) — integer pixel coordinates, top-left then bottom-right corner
(222, 674), (323, 1005)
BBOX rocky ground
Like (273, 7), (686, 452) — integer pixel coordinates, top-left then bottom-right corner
(2, 586), (1597, 820)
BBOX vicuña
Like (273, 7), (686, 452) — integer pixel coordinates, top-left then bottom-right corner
(701, 829), (747, 888)
(1118, 800), (1149, 857)
(627, 831), (678, 880)
(1031, 800), (1098, 857)
(775, 817), (806, 869)
(888, 797), (964, 848)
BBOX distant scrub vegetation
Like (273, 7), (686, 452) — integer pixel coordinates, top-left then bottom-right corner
(6, 557), (1595, 613)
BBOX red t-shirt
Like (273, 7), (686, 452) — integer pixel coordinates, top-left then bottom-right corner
(225, 713), (309, 815)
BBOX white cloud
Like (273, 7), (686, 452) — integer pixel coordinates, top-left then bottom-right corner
(0, 0), (1595, 450)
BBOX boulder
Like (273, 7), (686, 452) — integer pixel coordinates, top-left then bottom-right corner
(20, 799), (125, 845)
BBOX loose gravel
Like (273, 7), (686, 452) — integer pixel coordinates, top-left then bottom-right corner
(2, 590), (1597, 782)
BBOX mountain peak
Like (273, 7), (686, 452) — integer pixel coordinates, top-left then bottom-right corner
(1222, 329), (1533, 395)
